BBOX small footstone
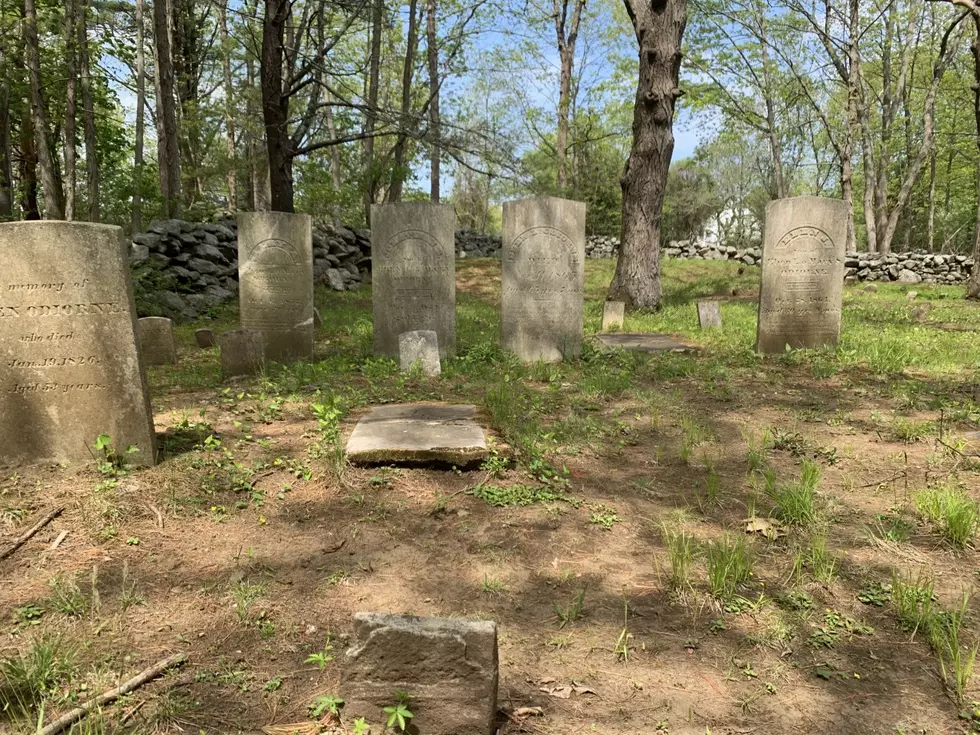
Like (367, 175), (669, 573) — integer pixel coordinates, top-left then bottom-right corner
(399, 330), (441, 376)
(696, 301), (722, 329)
(218, 329), (265, 378)
(595, 333), (698, 353)
(863, 284), (878, 293)
(138, 317), (177, 365)
(907, 291), (918, 301)
(341, 612), (498, 735)
(194, 328), (216, 348)
(601, 301), (624, 331)
(346, 403), (487, 466)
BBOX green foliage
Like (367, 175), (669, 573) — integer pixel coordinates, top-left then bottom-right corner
(308, 694), (344, 718)
(767, 460), (821, 528)
(661, 524), (695, 589)
(705, 534), (753, 599)
(915, 484), (980, 548)
(0, 636), (77, 717)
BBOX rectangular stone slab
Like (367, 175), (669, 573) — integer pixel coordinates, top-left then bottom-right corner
(696, 301), (722, 329)
(341, 612), (498, 735)
(346, 403), (488, 465)
(594, 333), (698, 353)
(602, 301), (625, 331)
(756, 196), (847, 354)
(138, 316), (177, 365)
(371, 203), (456, 359)
(0, 222), (156, 466)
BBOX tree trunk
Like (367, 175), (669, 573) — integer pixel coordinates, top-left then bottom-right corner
(609, 0), (686, 310)
(0, 54), (12, 219)
(261, 0), (294, 212)
(19, 107), (39, 219)
(362, 0), (383, 225)
(426, 0), (439, 202)
(153, 0), (181, 218)
(220, 0), (237, 210)
(64, 0), (77, 220)
(78, 0), (99, 222)
(324, 96), (343, 191)
(967, 15), (980, 299)
(759, 11), (786, 199)
(389, 0), (421, 203)
(927, 144), (936, 252)
(555, 0), (584, 193)
(132, 0), (146, 232)
(23, 0), (64, 219)
(245, 49), (271, 211)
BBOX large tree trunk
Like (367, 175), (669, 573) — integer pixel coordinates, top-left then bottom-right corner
(153, 0), (181, 218)
(555, 0), (585, 192)
(609, 0), (686, 310)
(426, 0), (440, 202)
(362, 0), (383, 225)
(23, 0), (64, 219)
(220, 0), (237, 210)
(0, 52), (12, 219)
(967, 15), (980, 299)
(78, 0), (99, 222)
(132, 0), (146, 232)
(64, 0), (78, 220)
(261, 0), (294, 212)
(19, 107), (40, 219)
(388, 0), (421, 203)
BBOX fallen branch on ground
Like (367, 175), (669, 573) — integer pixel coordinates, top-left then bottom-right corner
(0, 506), (64, 561)
(37, 652), (188, 735)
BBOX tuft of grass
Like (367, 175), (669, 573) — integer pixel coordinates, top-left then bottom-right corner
(232, 580), (267, 624)
(555, 588), (587, 628)
(678, 418), (712, 464)
(661, 524), (695, 590)
(892, 570), (935, 638)
(768, 460), (820, 528)
(930, 591), (979, 704)
(891, 418), (934, 443)
(915, 485), (979, 549)
(47, 572), (90, 618)
(0, 636), (77, 718)
(791, 535), (838, 585)
(706, 534), (753, 599)
(481, 574), (506, 596)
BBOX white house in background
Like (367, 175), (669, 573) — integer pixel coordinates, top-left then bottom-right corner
(697, 207), (761, 249)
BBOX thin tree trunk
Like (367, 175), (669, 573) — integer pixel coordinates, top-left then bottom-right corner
(759, 10), (786, 199)
(153, 0), (181, 218)
(967, 14), (980, 299)
(23, 0), (64, 219)
(220, 0), (237, 210)
(0, 54), (12, 219)
(19, 107), (39, 219)
(261, 0), (294, 212)
(78, 0), (99, 222)
(609, 0), (686, 309)
(362, 0), (383, 225)
(388, 0), (421, 203)
(324, 96), (343, 191)
(426, 0), (439, 202)
(927, 144), (937, 252)
(64, 0), (77, 221)
(132, 0), (147, 232)
(555, 0), (584, 192)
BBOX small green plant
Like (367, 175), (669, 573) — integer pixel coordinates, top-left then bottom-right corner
(869, 512), (914, 543)
(481, 574), (506, 596)
(892, 418), (934, 443)
(263, 676), (283, 692)
(352, 717), (371, 734)
(768, 460), (820, 528)
(305, 635), (336, 670)
(479, 451), (509, 479)
(12, 604), (44, 626)
(679, 418), (712, 463)
(232, 580), (266, 624)
(661, 524), (695, 589)
(701, 469), (722, 508)
(467, 482), (573, 508)
(0, 636), (77, 716)
(915, 485), (979, 548)
(555, 588), (587, 628)
(384, 702), (414, 732)
(47, 573), (89, 617)
(92, 434), (138, 475)
(892, 570), (935, 637)
(589, 503), (620, 530)
(705, 534), (753, 599)
(858, 582), (892, 607)
(792, 535), (838, 584)
(308, 694), (344, 718)
(930, 591), (979, 703)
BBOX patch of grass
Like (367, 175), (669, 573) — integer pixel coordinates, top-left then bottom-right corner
(768, 460), (820, 528)
(705, 534), (753, 600)
(930, 591), (979, 704)
(892, 570), (935, 638)
(47, 572), (90, 618)
(661, 524), (695, 590)
(0, 636), (77, 718)
(869, 512), (914, 543)
(481, 574), (506, 596)
(891, 418), (934, 443)
(467, 482), (575, 508)
(915, 484), (980, 548)
(232, 579), (267, 624)
(589, 503), (620, 530)
(555, 588), (587, 628)
(791, 535), (838, 585)
(678, 418), (712, 464)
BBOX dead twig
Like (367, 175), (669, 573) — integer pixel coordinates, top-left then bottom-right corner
(0, 506), (64, 561)
(148, 504), (164, 529)
(49, 530), (68, 550)
(37, 652), (188, 735)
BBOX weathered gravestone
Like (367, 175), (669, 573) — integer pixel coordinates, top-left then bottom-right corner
(756, 196), (847, 354)
(399, 330), (441, 376)
(237, 212), (314, 363)
(371, 203), (456, 358)
(341, 612), (499, 735)
(138, 317), (177, 365)
(697, 301), (722, 329)
(602, 301), (625, 331)
(0, 222), (156, 466)
(194, 328), (216, 348)
(595, 332), (697, 353)
(218, 329), (265, 378)
(501, 196), (585, 362)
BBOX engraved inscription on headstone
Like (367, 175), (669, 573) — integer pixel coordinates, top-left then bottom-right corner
(696, 301), (722, 329)
(371, 203), (456, 359)
(501, 197), (585, 363)
(0, 222), (156, 466)
(237, 212), (314, 363)
(756, 196), (847, 354)
(602, 301), (625, 331)
(138, 317), (177, 365)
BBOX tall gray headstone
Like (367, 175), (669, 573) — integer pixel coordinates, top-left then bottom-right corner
(756, 196), (847, 354)
(371, 203), (456, 358)
(501, 196), (585, 362)
(237, 212), (314, 363)
(0, 222), (156, 466)
(138, 317), (177, 365)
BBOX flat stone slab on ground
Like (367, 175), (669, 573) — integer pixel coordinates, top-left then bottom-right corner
(594, 333), (698, 353)
(346, 403), (488, 465)
(341, 612), (498, 735)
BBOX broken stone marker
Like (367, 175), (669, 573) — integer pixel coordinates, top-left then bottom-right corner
(218, 329), (265, 378)
(194, 328), (216, 348)
(341, 613), (499, 735)
(601, 301), (624, 331)
(345, 403), (488, 466)
(594, 333), (697, 353)
(138, 316), (177, 365)
(399, 330), (441, 376)
(696, 301), (722, 329)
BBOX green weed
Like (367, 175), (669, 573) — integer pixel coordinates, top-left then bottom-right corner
(892, 570), (935, 638)
(768, 460), (820, 528)
(662, 524), (695, 589)
(915, 484), (979, 548)
(930, 591), (979, 704)
(555, 588), (587, 628)
(706, 535), (753, 599)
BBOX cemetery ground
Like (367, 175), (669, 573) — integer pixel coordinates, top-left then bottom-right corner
(2, 259), (980, 735)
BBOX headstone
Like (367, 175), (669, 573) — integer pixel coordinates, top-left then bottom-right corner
(341, 612), (498, 735)
(237, 212), (314, 363)
(756, 196), (847, 354)
(602, 301), (625, 331)
(501, 196), (585, 363)
(696, 301), (722, 329)
(218, 329), (265, 378)
(399, 330), (441, 376)
(371, 203), (456, 358)
(346, 403), (488, 466)
(0, 222), (156, 466)
(907, 291), (918, 301)
(194, 328), (216, 348)
(595, 332), (698, 353)
(863, 284), (878, 293)
(138, 317), (177, 365)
